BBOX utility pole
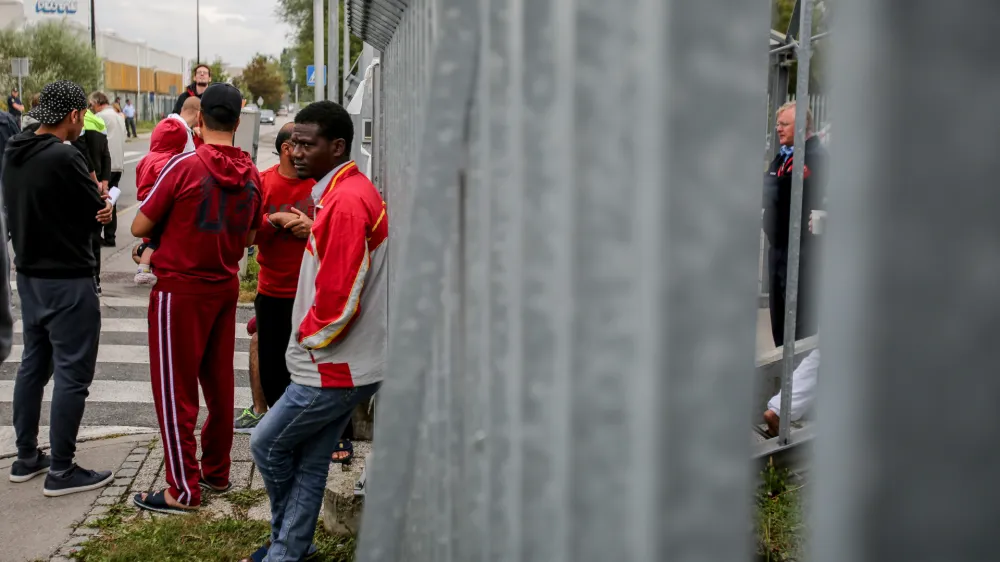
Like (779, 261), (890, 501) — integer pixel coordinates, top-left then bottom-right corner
(196, 0), (201, 64)
(90, 0), (96, 50)
(313, 0), (324, 101)
(327, 0), (339, 102)
(342, 1), (349, 104)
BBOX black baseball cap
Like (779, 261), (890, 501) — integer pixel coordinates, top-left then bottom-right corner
(200, 83), (243, 123)
(26, 80), (88, 125)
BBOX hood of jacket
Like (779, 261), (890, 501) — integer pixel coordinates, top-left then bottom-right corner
(5, 130), (63, 166)
(149, 117), (189, 155)
(84, 109), (106, 133)
(196, 143), (256, 190)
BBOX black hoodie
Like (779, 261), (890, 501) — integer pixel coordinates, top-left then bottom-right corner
(172, 82), (204, 115)
(2, 130), (107, 278)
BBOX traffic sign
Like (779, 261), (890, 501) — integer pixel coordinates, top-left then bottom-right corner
(306, 65), (327, 87)
(10, 58), (29, 78)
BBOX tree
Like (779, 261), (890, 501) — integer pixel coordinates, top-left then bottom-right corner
(276, 0), (364, 102)
(191, 57), (230, 85)
(236, 54), (286, 110)
(772, 0), (829, 95)
(0, 21), (102, 106)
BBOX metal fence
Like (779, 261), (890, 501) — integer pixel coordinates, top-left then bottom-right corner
(351, 0), (1000, 560)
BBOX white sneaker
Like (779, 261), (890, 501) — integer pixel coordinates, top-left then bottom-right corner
(134, 271), (157, 285)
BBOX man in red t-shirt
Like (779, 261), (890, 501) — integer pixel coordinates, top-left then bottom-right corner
(234, 122), (316, 433)
(129, 83), (262, 515)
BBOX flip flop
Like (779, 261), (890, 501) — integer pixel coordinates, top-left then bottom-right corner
(132, 489), (198, 516)
(199, 477), (232, 493)
(331, 439), (354, 465)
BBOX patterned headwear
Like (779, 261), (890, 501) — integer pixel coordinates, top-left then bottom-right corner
(25, 80), (88, 125)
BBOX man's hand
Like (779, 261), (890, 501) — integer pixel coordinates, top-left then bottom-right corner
(97, 201), (114, 224)
(193, 126), (202, 138)
(268, 211), (298, 228)
(285, 207), (313, 239)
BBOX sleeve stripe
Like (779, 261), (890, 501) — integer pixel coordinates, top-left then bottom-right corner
(300, 249), (370, 349)
(139, 151), (197, 210)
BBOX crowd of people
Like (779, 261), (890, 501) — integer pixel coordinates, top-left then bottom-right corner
(0, 72), (388, 562)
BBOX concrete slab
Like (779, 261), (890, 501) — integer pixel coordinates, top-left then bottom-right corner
(0, 435), (150, 562)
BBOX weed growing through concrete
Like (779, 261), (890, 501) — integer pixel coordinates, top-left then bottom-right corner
(755, 458), (805, 561)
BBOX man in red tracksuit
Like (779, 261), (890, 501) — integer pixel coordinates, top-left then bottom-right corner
(130, 83), (262, 515)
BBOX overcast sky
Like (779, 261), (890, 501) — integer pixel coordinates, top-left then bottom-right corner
(25, 0), (293, 68)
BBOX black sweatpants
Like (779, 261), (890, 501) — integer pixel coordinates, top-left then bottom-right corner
(254, 293), (354, 438)
(13, 275), (100, 471)
(254, 293), (296, 408)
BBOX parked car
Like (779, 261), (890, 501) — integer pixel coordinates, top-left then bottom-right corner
(260, 109), (275, 124)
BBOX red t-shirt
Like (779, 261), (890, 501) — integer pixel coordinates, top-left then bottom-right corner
(140, 144), (263, 293)
(254, 165), (317, 299)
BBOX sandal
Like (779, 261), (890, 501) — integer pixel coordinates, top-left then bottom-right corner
(132, 489), (198, 515)
(199, 477), (232, 493)
(331, 439), (354, 465)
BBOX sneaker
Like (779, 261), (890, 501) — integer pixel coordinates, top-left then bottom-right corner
(43, 465), (114, 497)
(134, 270), (158, 285)
(234, 407), (264, 434)
(9, 449), (51, 483)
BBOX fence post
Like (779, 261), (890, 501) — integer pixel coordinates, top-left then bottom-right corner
(811, 0), (1000, 559)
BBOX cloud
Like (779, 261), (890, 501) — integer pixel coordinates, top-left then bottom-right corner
(25, 0), (292, 67)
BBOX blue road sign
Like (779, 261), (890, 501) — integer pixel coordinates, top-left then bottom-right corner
(306, 65), (328, 87)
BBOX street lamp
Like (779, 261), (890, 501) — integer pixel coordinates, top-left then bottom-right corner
(90, 0), (96, 50)
(196, 0), (201, 64)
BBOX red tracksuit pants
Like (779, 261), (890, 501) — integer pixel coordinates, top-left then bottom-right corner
(148, 287), (237, 507)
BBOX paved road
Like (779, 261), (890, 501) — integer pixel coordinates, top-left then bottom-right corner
(0, 117), (293, 456)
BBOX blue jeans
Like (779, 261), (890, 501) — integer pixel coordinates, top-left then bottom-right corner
(251, 382), (380, 562)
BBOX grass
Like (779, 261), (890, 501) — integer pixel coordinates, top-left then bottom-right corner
(754, 458), (806, 561)
(239, 252), (260, 303)
(226, 489), (269, 517)
(74, 511), (356, 562)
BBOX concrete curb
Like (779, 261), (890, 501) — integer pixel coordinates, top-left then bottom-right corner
(49, 438), (157, 561)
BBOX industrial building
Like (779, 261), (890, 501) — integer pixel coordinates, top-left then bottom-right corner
(0, 0), (186, 120)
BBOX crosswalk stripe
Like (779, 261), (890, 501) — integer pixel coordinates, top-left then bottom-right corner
(7, 345), (249, 365)
(0, 380), (252, 406)
(12, 318), (250, 339)
(100, 297), (153, 307)
(0, 425), (156, 458)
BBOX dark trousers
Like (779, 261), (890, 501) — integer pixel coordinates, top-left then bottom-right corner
(254, 293), (295, 408)
(768, 245), (819, 347)
(13, 275), (101, 471)
(102, 171), (122, 242)
(125, 117), (136, 137)
(253, 293), (355, 438)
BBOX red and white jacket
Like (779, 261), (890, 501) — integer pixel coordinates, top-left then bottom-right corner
(286, 161), (388, 388)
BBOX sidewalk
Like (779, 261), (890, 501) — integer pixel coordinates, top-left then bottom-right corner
(2, 432), (367, 561)
(0, 433), (154, 562)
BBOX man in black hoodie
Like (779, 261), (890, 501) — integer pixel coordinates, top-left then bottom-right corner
(2, 80), (115, 497)
(172, 64), (212, 115)
(762, 101), (827, 347)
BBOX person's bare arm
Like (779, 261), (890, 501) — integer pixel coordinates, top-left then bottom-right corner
(131, 210), (157, 238)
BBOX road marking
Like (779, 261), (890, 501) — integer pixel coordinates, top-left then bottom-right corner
(13, 318), (250, 339)
(0, 425), (156, 457)
(0, 380), (252, 406)
(7, 345), (249, 366)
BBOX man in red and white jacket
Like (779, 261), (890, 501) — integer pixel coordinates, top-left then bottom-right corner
(249, 101), (386, 562)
